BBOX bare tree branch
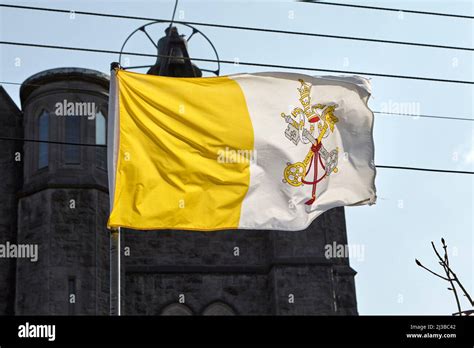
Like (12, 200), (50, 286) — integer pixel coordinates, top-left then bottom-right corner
(416, 239), (474, 315)
(415, 259), (450, 281)
(441, 240), (462, 314)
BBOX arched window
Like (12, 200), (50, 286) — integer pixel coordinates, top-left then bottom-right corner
(95, 110), (106, 169)
(202, 302), (236, 316)
(161, 303), (193, 316)
(65, 116), (81, 164)
(38, 110), (49, 169)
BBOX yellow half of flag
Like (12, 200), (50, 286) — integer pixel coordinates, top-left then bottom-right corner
(107, 70), (254, 230)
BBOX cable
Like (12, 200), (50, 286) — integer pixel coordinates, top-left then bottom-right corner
(301, 1), (474, 20)
(159, 0), (179, 75)
(0, 136), (471, 174)
(5, 137), (470, 187)
(1, 41), (473, 85)
(376, 165), (473, 175)
(2, 81), (473, 123)
(0, 3), (472, 52)
(0, 136), (106, 147)
(373, 111), (473, 122)
(0, 81), (109, 95)
(168, 0), (178, 28)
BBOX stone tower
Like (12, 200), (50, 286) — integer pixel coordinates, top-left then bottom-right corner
(15, 68), (110, 314)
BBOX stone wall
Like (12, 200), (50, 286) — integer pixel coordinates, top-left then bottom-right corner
(269, 207), (357, 315)
(0, 87), (23, 315)
(126, 273), (271, 315)
(15, 189), (110, 314)
(123, 207), (357, 315)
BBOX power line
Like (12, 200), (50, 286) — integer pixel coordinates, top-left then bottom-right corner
(1, 41), (473, 85)
(168, 0), (178, 27)
(0, 136), (472, 174)
(0, 3), (472, 52)
(376, 165), (473, 175)
(159, 0), (180, 76)
(0, 80), (109, 95)
(301, 1), (474, 20)
(373, 111), (473, 122)
(3, 80), (473, 122)
(0, 136), (106, 147)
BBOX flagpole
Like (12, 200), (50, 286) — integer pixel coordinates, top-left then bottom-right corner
(109, 227), (120, 316)
(109, 62), (121, 316)
(118, 226), (121, 316)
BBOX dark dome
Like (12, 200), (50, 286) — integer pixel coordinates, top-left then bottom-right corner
(20, 67), (109, 105)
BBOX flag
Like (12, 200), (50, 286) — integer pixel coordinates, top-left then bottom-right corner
(107, 69), (376, 231)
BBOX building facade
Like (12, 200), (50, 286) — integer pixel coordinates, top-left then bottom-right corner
(0, 67), (357, 315)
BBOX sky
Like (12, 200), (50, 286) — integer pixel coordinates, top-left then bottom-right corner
(0, 0), (473, 315)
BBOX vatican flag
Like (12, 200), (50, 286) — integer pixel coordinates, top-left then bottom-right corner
(107, 69), (376, 231)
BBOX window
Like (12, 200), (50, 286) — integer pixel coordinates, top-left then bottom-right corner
(161, 304), (193, 316)
(38, 110), (49, 169)
(95, 111), (106, 169)
(65, 117), (81, 164)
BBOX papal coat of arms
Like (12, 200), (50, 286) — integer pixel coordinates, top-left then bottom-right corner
(281, 79), (339, 205)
